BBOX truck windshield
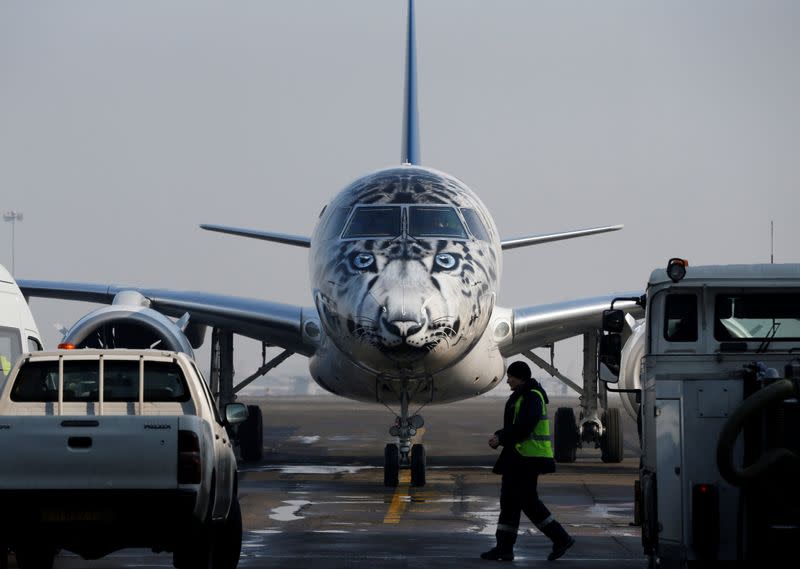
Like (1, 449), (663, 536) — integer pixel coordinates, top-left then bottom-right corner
(0, 326), (22, 381)
(714, 293), (800, 340)
(11, 359), (190, 402)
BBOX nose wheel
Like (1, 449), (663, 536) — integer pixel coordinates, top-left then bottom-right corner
(384, 391), (426, 487)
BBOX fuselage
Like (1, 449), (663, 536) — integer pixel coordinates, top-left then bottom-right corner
(307, 165), (507, 403)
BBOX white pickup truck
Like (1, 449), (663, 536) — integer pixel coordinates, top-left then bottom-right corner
(0, 349), (248, 569)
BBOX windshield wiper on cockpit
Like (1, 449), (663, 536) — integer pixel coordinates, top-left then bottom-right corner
(756, 321), (781, 354)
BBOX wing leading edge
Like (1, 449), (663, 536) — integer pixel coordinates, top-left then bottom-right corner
(498, 293), (644, 357)
(18, 279), (317, 357)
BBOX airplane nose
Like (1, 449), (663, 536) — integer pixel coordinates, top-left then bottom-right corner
(384, 320), (423, 338)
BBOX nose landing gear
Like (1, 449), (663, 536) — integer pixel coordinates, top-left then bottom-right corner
(384, 389), (427, 487)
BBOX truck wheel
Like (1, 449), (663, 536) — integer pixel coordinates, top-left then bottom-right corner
(600, 408), (624, 463)
(554, 407), (578, 463)
(213, 497), (243, 569)
(239, 405), (264, 463)
(15, 546), (56, 569)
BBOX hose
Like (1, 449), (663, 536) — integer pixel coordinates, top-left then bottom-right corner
(716, 378), (800, 487)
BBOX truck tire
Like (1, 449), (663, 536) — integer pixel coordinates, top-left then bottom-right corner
(213, 497), (243, 569)
(14, 546), (56, 569)
(239, 405), (264, 463)
(554, 407), (578, 463)
(600, 408), (624, 463)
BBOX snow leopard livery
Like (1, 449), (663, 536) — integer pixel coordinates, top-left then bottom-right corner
(310, 166), (502, 376)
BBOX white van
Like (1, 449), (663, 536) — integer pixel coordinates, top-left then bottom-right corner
(0, 263), (42, 381)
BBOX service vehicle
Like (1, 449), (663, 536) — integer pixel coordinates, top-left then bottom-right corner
(600, 260), (800, 567)
(0, 263), (42, 378)
(0, 348), (248, 569)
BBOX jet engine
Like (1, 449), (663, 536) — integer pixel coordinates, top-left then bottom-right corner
(60, 291), (204, 358)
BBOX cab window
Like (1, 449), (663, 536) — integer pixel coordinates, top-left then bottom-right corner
(714, 293), (800, 340)
(343, 207), (402, 238)
(664, 294), (698, 342)
(408, 206), (467, 238)
(0, 326), (22, 380)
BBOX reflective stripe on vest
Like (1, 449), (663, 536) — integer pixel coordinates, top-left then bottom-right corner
(512, 388), (554, 458)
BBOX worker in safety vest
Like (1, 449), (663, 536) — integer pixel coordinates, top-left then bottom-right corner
(0, 354), (11, 377)
(481, 361), (574, 561)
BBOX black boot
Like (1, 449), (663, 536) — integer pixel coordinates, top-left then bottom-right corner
(540, 520), (575, 561)
(480, 529), (516, 561)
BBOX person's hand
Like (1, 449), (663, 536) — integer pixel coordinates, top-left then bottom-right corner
(488, 435), (500, 449)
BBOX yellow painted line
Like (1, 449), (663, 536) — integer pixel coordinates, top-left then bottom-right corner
(383, 470), (411, 524)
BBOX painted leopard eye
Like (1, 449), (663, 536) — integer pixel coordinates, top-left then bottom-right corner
(435, 253), (456, 270)
(352, 253), (375, 270)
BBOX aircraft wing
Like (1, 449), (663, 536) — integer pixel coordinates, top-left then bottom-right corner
(17, 280), (318, 356)
(498, 292), (644, 357)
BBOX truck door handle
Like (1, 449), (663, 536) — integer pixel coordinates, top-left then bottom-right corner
(68, 436), (93, 449)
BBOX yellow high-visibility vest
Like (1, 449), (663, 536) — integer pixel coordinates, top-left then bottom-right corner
(512, 388), (553, 458)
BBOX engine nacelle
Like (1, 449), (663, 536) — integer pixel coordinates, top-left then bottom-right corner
(617, 320), (645, 421)
(61, 291), (197, 358)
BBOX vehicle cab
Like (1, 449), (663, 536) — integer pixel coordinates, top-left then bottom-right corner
(0, 263), (42, 383)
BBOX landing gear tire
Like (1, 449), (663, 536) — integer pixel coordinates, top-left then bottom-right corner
(554, 407), (578, 463)
(410, 443), (426, 487)
(384, 443), (400, 487)
(239, 404), (264, 463)
(600, 407), (624, 463)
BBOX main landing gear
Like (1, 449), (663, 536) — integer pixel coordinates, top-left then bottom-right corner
(384, 390), (426, 487)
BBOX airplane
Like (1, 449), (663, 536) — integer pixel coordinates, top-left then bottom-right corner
(18, 0), (642, 486)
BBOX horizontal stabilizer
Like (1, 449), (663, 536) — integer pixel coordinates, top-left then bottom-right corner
(200, 224), (311, 248)
(501, 224), (623, 251)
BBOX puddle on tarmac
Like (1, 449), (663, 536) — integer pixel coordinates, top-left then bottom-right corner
(269, 500), (311, 521)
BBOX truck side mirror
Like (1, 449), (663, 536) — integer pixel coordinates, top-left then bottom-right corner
(599, 333), (622, 381)
(224, 403), (249, 425)
(602, 309), (626, 333)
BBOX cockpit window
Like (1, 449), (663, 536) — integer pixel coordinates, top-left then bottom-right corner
(321, 206), (351, 240)
(408, 206), (467, 238)
(343, 207), (402, 238)
(460, 208), (490, 241)
(0, 326), (22, 381)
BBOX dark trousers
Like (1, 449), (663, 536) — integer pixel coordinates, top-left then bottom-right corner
(497, 472), (552, 534)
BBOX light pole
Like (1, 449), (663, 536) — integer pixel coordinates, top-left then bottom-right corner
(3, 210), (23, 276)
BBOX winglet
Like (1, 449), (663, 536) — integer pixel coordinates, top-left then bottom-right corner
(401, 0), (420, 165)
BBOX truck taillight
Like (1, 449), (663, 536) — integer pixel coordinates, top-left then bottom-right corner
(692, 483), (719, 559)
(178, 430), (201, 484)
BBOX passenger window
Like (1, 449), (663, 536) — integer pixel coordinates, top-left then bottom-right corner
(408, 206), (467, 238)
(664, 294), (698, 342)
(343, 207), (401, 238)
(460, 208), (490, 241)
(11, 361), (60, 402)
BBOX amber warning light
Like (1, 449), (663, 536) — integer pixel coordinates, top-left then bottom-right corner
(58, 343), (76, 350)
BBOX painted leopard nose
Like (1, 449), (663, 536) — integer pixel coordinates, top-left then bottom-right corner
(384, 320), (423, 338)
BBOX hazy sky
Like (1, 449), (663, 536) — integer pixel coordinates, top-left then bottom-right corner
(1, 1), (799, 392)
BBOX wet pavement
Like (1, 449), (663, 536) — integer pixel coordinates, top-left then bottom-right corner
(23, 396), (648, 568)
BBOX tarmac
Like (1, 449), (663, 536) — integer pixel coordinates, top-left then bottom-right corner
(30, 395), (648, 568)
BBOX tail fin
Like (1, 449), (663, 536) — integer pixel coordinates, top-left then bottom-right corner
(401, 0), (420, 165)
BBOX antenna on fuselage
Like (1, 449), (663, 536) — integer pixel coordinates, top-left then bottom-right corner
(401, 0), (420, 165)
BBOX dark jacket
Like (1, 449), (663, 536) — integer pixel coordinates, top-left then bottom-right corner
(492, 378), (556, 476)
